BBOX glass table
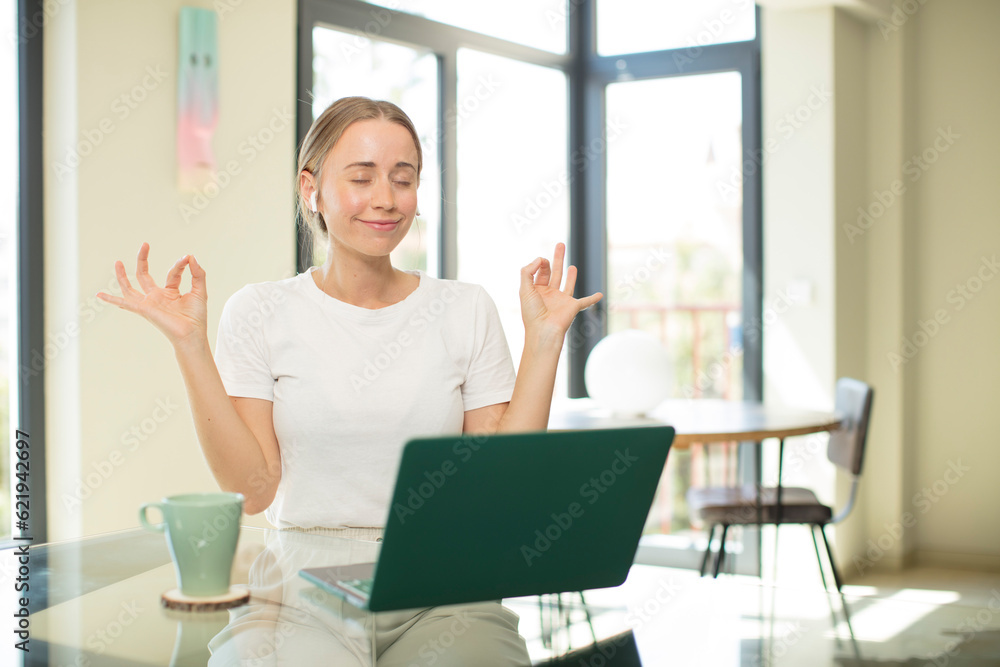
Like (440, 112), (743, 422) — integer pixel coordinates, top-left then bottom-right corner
(7, 526), (1000, 665)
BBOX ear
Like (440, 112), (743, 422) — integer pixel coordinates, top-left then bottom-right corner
(299, 170), (317, 212)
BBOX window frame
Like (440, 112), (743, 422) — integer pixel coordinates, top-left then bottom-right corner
(14, 0), (49, 544)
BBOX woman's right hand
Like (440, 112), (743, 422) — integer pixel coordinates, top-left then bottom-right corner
(97, 242), (208, 349)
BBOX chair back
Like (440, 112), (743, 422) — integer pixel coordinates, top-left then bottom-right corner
(827, 378), (874, 476)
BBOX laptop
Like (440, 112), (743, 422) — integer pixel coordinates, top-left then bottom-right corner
(299, 426), (674, 612)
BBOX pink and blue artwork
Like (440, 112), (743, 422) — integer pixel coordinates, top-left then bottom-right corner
(177, 7), (218, 192)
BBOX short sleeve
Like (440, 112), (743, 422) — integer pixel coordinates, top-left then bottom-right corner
(214, 286), (276, 401)
(461, 286), (517, 411)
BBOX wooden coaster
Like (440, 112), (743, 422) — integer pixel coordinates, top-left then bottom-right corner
(161, 586), (250, 612)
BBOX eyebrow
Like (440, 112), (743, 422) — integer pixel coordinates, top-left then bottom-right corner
(342, 161), (416, 171)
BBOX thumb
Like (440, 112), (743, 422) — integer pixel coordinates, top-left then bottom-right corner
(577, 292), (604, 310)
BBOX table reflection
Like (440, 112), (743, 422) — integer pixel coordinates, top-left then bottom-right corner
(205, 529), (532, 666)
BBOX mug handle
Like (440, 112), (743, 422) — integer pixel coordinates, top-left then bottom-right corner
(139, 503), (165, 532)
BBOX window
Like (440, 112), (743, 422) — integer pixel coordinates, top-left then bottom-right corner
(365, 0), (567, 53)
(574, 4), (761, 570)
(453, 48), (568, 382)
(597, 0), (756, 55)
(606, 72), (752, 559)
(605, 72), (745, 401)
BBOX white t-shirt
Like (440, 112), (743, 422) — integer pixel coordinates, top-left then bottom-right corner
(214, 267), (517, 529)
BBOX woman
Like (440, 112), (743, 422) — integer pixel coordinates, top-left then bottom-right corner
(98, 97), (602, 663)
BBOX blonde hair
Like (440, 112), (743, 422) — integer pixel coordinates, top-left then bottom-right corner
(297, 97), (423, 240)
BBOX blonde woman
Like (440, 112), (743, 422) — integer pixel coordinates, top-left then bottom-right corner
(100, 97), (602, 664)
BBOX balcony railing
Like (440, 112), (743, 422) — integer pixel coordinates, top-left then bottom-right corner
(610, 303), (741, 399)
(609, 303), (742, 535)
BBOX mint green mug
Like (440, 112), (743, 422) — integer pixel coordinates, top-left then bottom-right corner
(139, 492), (244, 597)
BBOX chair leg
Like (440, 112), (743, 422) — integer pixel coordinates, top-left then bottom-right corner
(713, 524), (730, 578)
(556, 593), (567, 648)
(809, 525), (834, 593)
(817, 524), (844, 592)
(537, 595), (550, 649)
(770, 523), (781, 584)
(578, 591), (598, 644)
(700, 524), (717, 577)
(810, 523), (842, 637)
(814, 527), (860, 654)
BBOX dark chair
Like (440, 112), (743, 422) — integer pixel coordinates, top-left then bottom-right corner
(686, 377), (874, 592)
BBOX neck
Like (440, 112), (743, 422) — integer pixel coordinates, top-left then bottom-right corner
(313, 243), (414, 309)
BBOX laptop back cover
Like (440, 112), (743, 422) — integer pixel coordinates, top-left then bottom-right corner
(368, 426), (674, 611)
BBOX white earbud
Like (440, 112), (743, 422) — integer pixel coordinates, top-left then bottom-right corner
(309, 192), (318, 213)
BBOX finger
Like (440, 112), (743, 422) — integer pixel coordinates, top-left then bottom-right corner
(561, 264), (578, 296)
(101, 262), (143, 313)
(95, 291), (127, 308)
(535, 258), (552, 287)
(134, 242), (158, 293)
(112, 260), (143, 299)
(577, 292), (604, 310)
(163, 255), (190, 291)
(188, 255), (207, 298)
(549, 243), (565, 290)
(520, 257), (543, 293)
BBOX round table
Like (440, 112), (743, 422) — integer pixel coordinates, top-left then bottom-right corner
(548, 398), (843, 447)
(549, 397), (844, 576)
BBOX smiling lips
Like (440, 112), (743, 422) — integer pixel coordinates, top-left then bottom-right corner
(360, 219), (401, 231)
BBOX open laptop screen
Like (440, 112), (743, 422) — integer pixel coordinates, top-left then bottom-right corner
(368, 426), (674, 611)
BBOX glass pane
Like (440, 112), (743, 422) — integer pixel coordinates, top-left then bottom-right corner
(311, 26), (441, 275)
(1, 0), (17, 540)
(605, 72), (744, 542)
(454, 49), (568, 398)
(366, 0), (567, 54)
(598, 0), (756, 56)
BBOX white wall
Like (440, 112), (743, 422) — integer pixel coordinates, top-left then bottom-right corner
(44, 0), (296, 539)
(762, 0), (1000, 573)
(903, 0), (1000, 569)
(761, 8), (837, 416)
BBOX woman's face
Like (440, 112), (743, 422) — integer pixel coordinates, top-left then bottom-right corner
(313, 119), (419, 261)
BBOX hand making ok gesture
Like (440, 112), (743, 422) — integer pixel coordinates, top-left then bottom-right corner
(518, 242), (603, 340)
(96, 242), (209, 350)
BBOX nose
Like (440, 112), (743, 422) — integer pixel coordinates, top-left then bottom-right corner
(370, 176), (395, 211)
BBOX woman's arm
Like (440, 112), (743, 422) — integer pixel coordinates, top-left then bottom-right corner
(487, 243), (602, 435)
(173, 337), (281, 514)
(98, 244), (280, 513)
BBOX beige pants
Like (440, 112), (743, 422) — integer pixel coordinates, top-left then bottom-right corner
(208, 528), (531, 666)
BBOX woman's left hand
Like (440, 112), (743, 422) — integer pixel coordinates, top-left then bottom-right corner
(519, 243), (603, 339)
